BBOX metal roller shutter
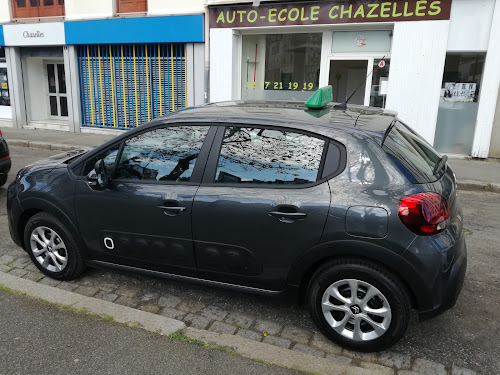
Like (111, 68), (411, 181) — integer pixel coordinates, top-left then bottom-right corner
(78, 43), (187, 129)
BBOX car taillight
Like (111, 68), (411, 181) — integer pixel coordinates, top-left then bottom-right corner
(398, 193), (450, 236)
(0, 129), (2, 136)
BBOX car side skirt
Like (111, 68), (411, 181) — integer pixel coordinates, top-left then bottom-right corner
(86, 260), (296, 298)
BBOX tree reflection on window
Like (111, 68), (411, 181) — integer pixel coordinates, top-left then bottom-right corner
(216, 127), (324, 185)
(116, 126), (209, 182)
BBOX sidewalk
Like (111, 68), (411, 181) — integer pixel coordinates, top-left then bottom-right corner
(2, 126), (500, 192)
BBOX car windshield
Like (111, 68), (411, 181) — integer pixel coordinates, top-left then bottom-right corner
(383, 121), (442, 184)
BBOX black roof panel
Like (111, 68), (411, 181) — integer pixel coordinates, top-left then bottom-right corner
(163, 101), (397, 138)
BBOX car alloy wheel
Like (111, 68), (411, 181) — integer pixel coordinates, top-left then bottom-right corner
(308, 259), (411, 352)
(321, 279), (392, 342)
(30, 226), (68, 273)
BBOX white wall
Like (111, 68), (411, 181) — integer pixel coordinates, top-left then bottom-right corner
(148, 0), (204, 15)
(447, 0), (495, 51)
(65, 0), (114, 20)
(386, 21), (450, 145)
(209, 28), (239, 102)
(0, 0), (11, 23)
(24, 58), (48, 122)
(472, 0), (500, 158)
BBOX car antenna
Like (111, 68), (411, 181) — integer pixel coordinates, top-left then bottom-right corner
(334, 55), (386, 111)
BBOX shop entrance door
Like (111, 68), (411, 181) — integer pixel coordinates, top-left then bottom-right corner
(45, 62), (68, 118)
(329, 59), (369, 105)
(327, 57), (391, 108)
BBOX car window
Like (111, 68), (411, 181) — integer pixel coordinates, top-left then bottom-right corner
(383, 120), (441, 184)
(82, 145), (120, 176)
(215, 127), (325, 185)
(115, 126), (210, 182)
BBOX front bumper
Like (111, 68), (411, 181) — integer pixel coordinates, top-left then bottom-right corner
(7, 180), (23, 248)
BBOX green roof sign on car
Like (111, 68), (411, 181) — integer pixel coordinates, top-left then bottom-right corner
(305, 86), (333, 109)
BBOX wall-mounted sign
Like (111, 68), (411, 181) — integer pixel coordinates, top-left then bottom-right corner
(209, 0), (452, 28)
(3, 22), (65, 46)
(444, 82), (476, 102)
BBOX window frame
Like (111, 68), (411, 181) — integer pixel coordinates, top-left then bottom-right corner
(202, 124), (347, 190)
(45, 62), (68, 119)
(11, 0), (65, 19)
(73, 123), (218, 186)
(116, 0), (147, 15)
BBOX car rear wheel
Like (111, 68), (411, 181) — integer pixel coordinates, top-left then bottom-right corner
(24, 212), (86, 280)
(308, 259), (411, 352)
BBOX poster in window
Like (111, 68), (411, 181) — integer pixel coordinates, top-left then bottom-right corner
(443, 82), (476, 102)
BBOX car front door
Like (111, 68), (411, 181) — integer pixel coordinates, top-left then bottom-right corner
(192, 125), (339, 291)
(74, 124), (215, 276)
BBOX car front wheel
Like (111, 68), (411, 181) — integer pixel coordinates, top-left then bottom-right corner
(308, 259), (411, 352)
(24, 212), (86, 280)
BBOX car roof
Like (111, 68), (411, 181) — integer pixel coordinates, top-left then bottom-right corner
(162, 100), (397, 140)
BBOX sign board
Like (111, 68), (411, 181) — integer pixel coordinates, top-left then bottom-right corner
(3, 22), (65, 46)
(209, 0), (453, 28)
(444, 82), (476, 102)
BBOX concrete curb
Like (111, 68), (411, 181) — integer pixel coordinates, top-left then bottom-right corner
(458, 180), (500, 194)
(0, 271), (185, 336)
(8, 138), (500, 194)
(184, 328), (388, 375)
(9, 139), (80, 151)
(0, 271), (389, 375)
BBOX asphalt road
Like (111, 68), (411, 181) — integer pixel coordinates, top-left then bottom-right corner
(0, 289), (301, 375)
(1, 146), (500, 375)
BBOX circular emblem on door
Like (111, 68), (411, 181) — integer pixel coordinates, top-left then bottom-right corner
(104, 237), (115, 250)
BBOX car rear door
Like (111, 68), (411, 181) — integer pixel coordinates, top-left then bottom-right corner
(74, 124), (216, 276)
(192, 125), (342, 291)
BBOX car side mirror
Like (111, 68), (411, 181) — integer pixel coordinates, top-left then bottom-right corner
(87, 159), (109, 189)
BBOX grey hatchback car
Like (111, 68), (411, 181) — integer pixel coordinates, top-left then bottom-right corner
(7, 99), (466, 352)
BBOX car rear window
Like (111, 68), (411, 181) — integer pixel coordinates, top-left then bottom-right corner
(383, 121), (442, 184)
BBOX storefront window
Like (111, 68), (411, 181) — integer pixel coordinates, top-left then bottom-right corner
(370, 59), (390, 108)
(0, 68), (10, 107)
(241, 33), (321, 101)
(332, 31), (392, 53)
(434, 54), (485, 155)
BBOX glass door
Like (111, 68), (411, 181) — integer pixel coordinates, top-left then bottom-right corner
(329, 59), (370, 106)
(434, 54), (485, 155)
(328, 58), (390, 107)
(46, 62), (68, 118)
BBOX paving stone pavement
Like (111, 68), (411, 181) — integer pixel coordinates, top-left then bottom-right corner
(0, 252), (480, 375)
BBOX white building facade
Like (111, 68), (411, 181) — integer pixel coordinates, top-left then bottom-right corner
(0, 0), (206, 133)
(208, 0), (500, 159)
(1, 0), (499, 159)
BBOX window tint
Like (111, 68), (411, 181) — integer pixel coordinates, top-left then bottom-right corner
(215, 127), (325, 185)
(383, 121), (441, 184)
(115, 126), (209, 182)
(82, 145), (120, 176)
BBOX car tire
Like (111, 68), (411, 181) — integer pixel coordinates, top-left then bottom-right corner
(24, 212), (86, 280)
(0, 172), (7, 187)
(308, 258), (411, 352)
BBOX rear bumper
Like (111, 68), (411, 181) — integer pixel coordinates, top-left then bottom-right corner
(419, 245), (467, 320)
(0, 156), (11, 174)
(418, 238), (467, 321)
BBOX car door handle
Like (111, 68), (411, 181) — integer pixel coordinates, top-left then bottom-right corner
(269, 211), (307, 223)
(157, 205), (187, 216)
